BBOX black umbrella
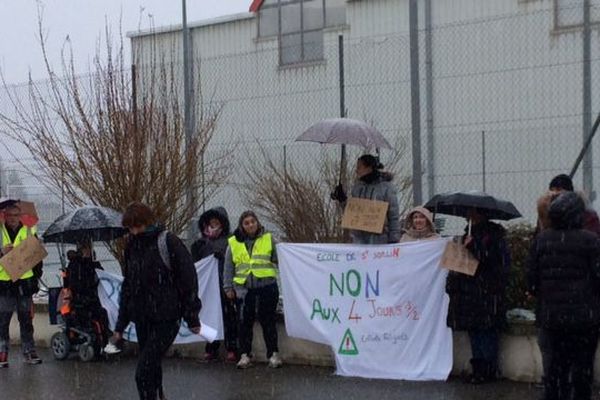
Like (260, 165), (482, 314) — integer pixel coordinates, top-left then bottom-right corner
(424, 191), (522, 221)
(42, 205), (127, 244)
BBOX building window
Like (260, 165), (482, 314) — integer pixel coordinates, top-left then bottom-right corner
(258, 0), (346, 66)
(554, 0), (600, 30)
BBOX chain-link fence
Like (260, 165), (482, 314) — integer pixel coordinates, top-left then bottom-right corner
(2, 1), (600, 263)
(177, 2), (600, 234)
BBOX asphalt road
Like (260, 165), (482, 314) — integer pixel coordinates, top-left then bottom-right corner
(0, 348), (587, 400)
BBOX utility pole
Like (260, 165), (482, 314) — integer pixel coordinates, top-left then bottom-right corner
(424, 0), (434, 200)
(481, 131), (486, 193)
(338, 35), (347, 186)
(182, 0), (196, 242)
(582, 0), (594, 200)
(409, 0), (423, 205)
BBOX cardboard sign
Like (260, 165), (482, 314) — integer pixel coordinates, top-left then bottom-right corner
(0, 236), (48, 281)
(439, 241), (479, 276)
(341, 197), (389, 234)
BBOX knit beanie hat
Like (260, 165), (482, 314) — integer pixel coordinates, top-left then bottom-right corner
(548, 174), (574, 192)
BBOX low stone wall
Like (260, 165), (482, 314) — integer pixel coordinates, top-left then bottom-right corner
(8, 304), (558, 383)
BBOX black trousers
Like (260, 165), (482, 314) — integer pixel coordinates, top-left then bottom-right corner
(135, 320), (180, 400)
(468, 328), (499, 379)
(541, 328), (599, 400)
(238, 283), (279, 358)
(205, 290), (238, 354)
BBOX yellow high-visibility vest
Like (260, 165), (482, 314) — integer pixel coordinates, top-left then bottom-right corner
(0, 224), (36, 281)
(229, 233), (276, 285)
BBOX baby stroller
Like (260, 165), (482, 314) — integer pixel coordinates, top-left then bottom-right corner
(50, 249), (112, 362)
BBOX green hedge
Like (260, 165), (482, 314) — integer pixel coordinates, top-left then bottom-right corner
(505, 223), (536, 310)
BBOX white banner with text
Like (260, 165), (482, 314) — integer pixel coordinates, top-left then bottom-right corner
(278, 240), (452, 380)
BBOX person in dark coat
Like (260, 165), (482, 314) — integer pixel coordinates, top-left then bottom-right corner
(113, 202), (202, 400)
(190, 207), (237, 362)
(446, 208), (509, 384)
(64, 241), (111, 345)
(534, 175), (600, 389)
(547, 174), (600, 236)
(527, 192), (600, 400)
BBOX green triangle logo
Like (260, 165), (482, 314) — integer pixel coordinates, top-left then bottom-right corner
(338, 328), (359, 356)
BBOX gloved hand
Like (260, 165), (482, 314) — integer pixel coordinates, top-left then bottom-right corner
(330, 184), (347, 202)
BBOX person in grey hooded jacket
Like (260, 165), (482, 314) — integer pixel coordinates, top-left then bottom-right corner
(332, 154), (401, 244)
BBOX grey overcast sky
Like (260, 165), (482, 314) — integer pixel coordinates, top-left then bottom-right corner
(0, 0), (251, 84)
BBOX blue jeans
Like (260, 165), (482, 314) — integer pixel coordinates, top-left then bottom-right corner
(0, 291), (35, 354)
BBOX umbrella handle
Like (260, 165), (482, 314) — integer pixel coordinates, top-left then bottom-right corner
(468, 219), (472, 237)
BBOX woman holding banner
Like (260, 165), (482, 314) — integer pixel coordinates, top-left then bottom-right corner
(400, 207), (439, 243)
(223, 211), (281, 369)
(331, 154), (401, 244)
(446, 208), (509, 384)
(191, 207), (238, 363)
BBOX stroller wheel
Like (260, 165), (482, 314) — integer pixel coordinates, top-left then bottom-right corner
(51, 332), (70, 360)
(79, 343), (95, 362)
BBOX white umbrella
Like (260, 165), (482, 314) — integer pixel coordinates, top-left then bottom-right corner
(296, 118), (392, 150)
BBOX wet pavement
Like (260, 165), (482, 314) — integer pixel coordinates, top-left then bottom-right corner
(1, 347), (596, 400)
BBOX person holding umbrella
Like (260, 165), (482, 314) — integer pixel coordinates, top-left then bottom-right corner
(425, 191), (519, 384)
(332, 154), (401, 244)
(445, 207), (509, 384)
(0, 203), (43, 368)
(63, 240), (112, 345)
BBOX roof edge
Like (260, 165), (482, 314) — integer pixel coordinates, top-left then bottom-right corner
(249, 0), (264, 12)
(126, 12), (254, 39)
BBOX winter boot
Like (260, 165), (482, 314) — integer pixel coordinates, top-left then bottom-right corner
(484, 360), (498, 382)
(467, 358), (487, 384)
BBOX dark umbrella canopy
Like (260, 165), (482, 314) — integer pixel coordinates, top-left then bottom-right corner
(43, 206), (127, 244)
(424, 191), (522, 221)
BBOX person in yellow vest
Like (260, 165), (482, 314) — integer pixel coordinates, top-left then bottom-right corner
(0, 204), (43, 368)
(224, 210), (281, 369)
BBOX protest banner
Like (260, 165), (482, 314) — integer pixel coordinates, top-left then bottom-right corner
(341, 197), (389, 234)
(278, 239), (452, 381)
(0, 236), (48, 281)
(97, 255), (223, 343)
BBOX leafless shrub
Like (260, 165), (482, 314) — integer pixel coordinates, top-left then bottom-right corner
(243, 139), (412, 243)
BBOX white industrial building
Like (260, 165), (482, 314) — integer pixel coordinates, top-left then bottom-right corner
(129, 0), (600, 229)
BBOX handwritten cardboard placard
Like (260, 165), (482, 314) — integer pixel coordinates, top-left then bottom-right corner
(439, 241), (479, 276)
(341, 197), (389, 234)
(0, 236), (48, 282)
